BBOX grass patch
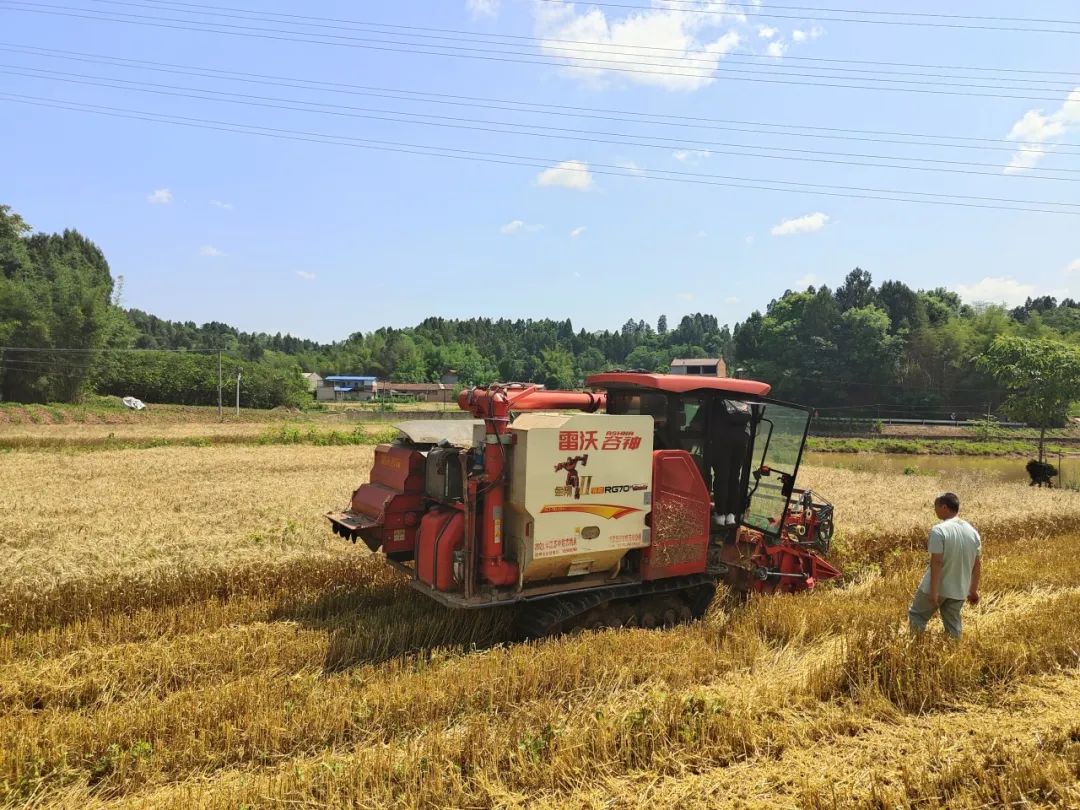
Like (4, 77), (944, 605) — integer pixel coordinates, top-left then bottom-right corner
(256, 424), (398, 447)
(0, 423), (398, 452)
(0, 399), (309, 427)
(808, 436), (1073, 457)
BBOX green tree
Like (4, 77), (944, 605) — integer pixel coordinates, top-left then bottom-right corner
(978, 336), (1080, 462)
(834, 268), (876, 312)
(386, 334), (427, 382)
(624, 345), (667, 372)
(0, 209), (119, 403)
(537, 347), (576, 389)
(877, 280), (925, 333)
(430, 341), (497, 386)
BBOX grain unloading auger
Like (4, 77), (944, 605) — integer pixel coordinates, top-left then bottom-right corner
(327, 373), (841, 636)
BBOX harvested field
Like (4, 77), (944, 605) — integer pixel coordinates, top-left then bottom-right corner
(1, 442), (1078, 808)
(0, 402), (299, 427)
(0, 422), (395, 451)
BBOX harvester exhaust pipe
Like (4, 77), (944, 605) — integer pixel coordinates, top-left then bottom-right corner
(479, 399), (517, 587)
(464, 386), (519, 587)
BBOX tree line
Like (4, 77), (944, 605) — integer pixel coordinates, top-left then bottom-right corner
(2, 203), (1079, 420)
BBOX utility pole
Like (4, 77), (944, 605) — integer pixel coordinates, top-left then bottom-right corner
(217, 350), (223, 422)
(0, 346), (5, 403)
(235, 368), (242, 417)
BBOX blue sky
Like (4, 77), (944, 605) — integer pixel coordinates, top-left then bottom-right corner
(3, 0), (1079, 342)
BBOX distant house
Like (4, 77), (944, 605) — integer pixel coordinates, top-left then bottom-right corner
(669, 358), (727, 377)
(382, 382), (455, 403)
(440, 369), (460, 386)
(317, 375), (378, 402)
(301, 372), (322, 396)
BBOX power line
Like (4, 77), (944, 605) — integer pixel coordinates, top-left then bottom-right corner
(7, 44), (1078, 154)
(693, 1), (1080, 27)
(8, 66), (1080, 182)
(6, 0), (1076, 97)
(82, 0), (1080, 87)
(4, 91), (1079, 215)
(2, 2), (1078, 101)
(131, 0), (1080, 34)
(535, 0), (1080, 35)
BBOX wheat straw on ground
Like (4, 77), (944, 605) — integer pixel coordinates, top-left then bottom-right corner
(1, 442), (1078, 808)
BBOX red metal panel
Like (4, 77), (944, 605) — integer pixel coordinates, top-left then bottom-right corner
(457, 385), (605, 416)
(343, 445), (426, 555)
(370, 444), (426, 492)
(586, 372), (770, 397)
(417, 508), (464, 591)
(350, 482), (397, 522)
(641, 450), (710, 581)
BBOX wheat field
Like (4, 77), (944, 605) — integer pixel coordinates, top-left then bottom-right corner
(1, 442), (1079, 808)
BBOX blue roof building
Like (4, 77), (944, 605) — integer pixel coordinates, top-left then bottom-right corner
(317, 375), (378, 402)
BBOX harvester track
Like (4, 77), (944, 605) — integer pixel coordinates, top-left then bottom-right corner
(514, 577), (717, 639)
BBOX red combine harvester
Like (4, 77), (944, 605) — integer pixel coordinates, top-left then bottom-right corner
(327, 373), (840, 636)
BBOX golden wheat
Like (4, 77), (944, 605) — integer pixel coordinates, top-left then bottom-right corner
(0, 442), (1078, 808)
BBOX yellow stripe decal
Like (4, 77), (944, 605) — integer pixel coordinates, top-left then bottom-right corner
(539, 504), (642, 520)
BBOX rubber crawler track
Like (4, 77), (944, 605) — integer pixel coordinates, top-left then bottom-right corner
(514, 577), (717, 639)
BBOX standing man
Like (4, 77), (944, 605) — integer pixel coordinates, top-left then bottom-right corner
(908, 492), (982, 639)
(706, 399), (752, 525)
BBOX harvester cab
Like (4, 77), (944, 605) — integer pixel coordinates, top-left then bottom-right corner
(592, 372), (839, 594)
(326, 372), (840, 636)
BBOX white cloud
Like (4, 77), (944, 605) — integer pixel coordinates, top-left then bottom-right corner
(533, 1), (743, 91)
(570, 225), (587, 238)
(147, 188), (172, 204)
(535, 159), (594, 191)
(765, 40), (788, 58)
(757, 25), (778, 39)
(678, 292), (696, 302)
(771, 212), (830, 236)
(615, 159), (645, 177)
(724, 296), (741, 304)
(1004, 87), (1080, 173)
(199, 245), (225, 257)
(296, 270), (316, 281)
(745, 234), (756, 245)
(466, 0), (499, 16)
(673, 148), (711, 163)
(953, 277), (1035, 307)
(209, 199), (233, 210)
(795, 273), (821, 288)
(695, 230), (708, 239)
(792, 25), (825, 42)
(501, 219), (543, 235)
(1005, 145), (1050, 173)
(1066, 258), (1080, 274)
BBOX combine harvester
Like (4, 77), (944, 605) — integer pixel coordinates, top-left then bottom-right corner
(327, 372), (840, 636)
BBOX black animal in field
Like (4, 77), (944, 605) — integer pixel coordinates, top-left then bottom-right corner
(1026, 459), (1058, 488)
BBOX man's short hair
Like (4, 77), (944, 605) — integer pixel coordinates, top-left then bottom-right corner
(935, 492), (960, 513)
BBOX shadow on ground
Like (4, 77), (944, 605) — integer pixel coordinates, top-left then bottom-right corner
(272, 573), (516, 672)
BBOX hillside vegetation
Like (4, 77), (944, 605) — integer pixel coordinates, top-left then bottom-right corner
(4, 204), (1080, 420)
